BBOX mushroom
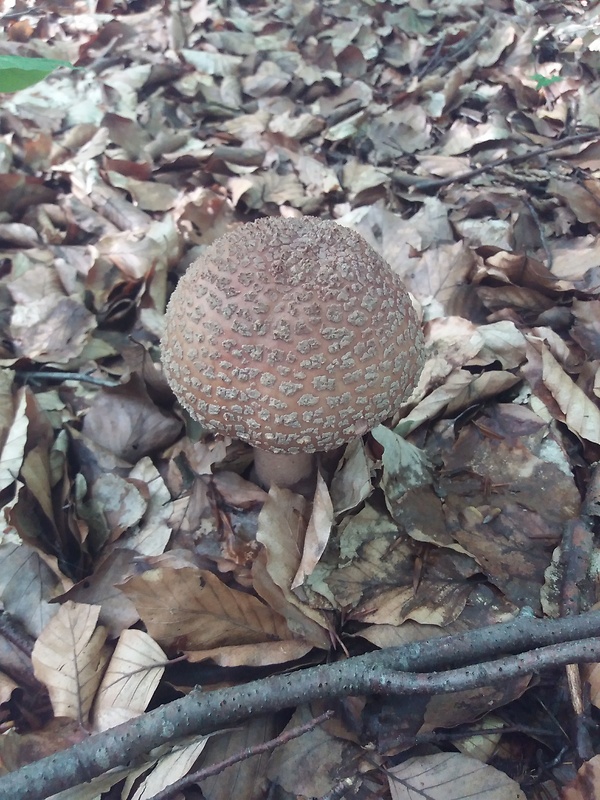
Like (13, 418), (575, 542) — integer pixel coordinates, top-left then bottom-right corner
(160, 217), (425, 493)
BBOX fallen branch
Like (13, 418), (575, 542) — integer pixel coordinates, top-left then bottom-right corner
(1, 611), (600, 800)
(15, 369), (120, 388)
(409, 129), (600, 191)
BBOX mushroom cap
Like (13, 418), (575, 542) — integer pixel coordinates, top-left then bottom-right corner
(161, 217), (425, 454)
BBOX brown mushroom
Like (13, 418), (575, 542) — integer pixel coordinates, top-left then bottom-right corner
(161, 217), (425, 493)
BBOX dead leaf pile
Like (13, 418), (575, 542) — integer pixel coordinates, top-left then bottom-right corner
(0, 0), (599, 797)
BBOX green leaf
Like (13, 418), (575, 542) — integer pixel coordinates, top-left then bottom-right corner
(0, 54), (74, 93)
(530, 73), (563, 90)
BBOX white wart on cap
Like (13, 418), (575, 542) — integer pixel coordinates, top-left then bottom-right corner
(161, 217), (425, 465)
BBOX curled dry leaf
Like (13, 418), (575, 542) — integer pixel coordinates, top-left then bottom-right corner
(116, 456), (173, 557)
(329, 438), (372, 516)
(57, 549), (140, 638)
(291, 472), (333, 589)
(85, 472), (147, 547)
(571, 298), (600, 358)
(253, 487), (332, 649)
(399, 368), (520, 436)
(526, 335), (600, 444)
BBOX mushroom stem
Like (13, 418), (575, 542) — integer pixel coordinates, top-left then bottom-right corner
(252, 449), (316, 494)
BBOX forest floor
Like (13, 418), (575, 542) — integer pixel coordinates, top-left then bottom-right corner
(0, 0), (600, 798)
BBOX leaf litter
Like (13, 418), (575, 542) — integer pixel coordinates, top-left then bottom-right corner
(0, 0), (599, 797)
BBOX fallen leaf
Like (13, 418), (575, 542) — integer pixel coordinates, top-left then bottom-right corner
(32, 601), (107, 723)
(387, 752), (525, 800)
(93, 629), (166, 732)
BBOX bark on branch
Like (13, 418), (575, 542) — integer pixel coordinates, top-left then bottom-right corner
(2, 611), (600, 800)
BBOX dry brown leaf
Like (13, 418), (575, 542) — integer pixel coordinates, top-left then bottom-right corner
(312, 508), (417, 616)
(185, 639), (313, 667)
(253, 487), (332, 648)
(212, 471), (268, 508)
(571, 299), (600, 359)
(0, 543), (61, 638)
(197, 716), (276, 800)
(444, 371), (521, 416)
(387, 752), (525, 800)
(399, 371), (477, 434)
(291, 473), (333, 589)
(526, 336), (600, 444)
(0, 718), (89, 774)
(267, 705), (362, 798)
(10, 295), (96, 363)
(116, 457), (173, 556)
(357, 580), (471, 627)
(57, 549), (140, 638)
(563, 754), (600, 800)
(583, 662), (600, 711)
(82, 376), (182, 462)
(86, 472), (147, 547)
(417, 675), (532, 742)
(120, 565), (294, 650)
(454, 714), (505, 762)
(329, 438), (372, 515)
(548, 178), (600, 226)
(32, 601), (107, 723)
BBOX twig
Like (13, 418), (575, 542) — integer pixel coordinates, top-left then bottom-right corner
(321, 775), (364, 800)
(410, 129), (600, 191)
(148, 710), (334, 800)
(15, 370), (119, 388)
(2, 611), (600, 799)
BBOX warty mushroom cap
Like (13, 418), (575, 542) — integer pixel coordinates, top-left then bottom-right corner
(161, 216), (426, 455)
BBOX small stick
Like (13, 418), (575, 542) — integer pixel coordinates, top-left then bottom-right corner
(411, 130), (600, 191)
(148, 710), (334, 800)
(15, 370), (119, 388)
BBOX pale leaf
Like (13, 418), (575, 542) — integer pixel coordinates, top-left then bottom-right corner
(0, 388), (28, 494)
(119, 457), (173, 555)
(292, 472), (333, 589)
(124, 736), (208, 800)
(32, 602), (107, 723)
(92, 629), (166, 732)
(329, 438), (372, 515)
(387, 753), (525, 800)
(540, 344), (600, 444)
